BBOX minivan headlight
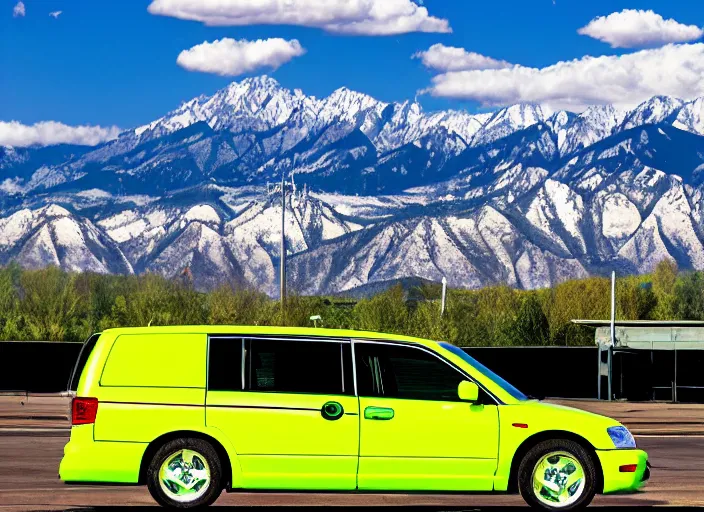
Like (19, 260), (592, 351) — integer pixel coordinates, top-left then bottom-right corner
(607, 426), (636, 448)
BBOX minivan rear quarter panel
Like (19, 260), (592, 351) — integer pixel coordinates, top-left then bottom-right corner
(93, 333), (207, 442)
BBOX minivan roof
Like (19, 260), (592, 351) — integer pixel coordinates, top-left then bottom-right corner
(100, 325), (433, 346)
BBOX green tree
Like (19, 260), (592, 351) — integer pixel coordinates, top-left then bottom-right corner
(505, 293), (550, 346)
(353, 284), (409, 334)
(0, 263), (22, 339)
(18, 267), (84, 341)
(208, 286), (273, 325)
(545, 277), (610, 345)
(616, 275), (656, 321)
(673, 272), (704, 320)
(651, 258), (678, 320)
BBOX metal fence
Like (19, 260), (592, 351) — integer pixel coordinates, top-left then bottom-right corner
(0, 341), (82, 393)
(0, 341), (599, 398)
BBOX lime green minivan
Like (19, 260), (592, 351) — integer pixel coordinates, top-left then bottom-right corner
(61, 326), (649, 509)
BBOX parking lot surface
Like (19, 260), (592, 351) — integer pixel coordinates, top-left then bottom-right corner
(0, 434), (700, 511)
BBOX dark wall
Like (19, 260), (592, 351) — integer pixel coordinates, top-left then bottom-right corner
(464, 347), (598, 399)
(0, 341), (598, 398)
(0, 342), (82, 393)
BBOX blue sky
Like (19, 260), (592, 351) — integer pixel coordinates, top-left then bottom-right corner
(1, 0), (703, 142)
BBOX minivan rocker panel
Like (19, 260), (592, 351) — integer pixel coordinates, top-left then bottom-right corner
(60, 326), (648, 510)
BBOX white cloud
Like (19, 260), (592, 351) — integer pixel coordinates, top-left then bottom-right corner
(13, 1), (25, 17)
(49, 11), (63, 19)
(0, 121), (121, 148)
(177, 38), (305, 77)
(423, 43), (704, 111)
(578, 9), (703, 48)
(147, 0), (450, 35)
(413, 44), (512, 72)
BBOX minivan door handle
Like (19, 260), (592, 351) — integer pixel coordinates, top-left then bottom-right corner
(364, 406), (394, 420)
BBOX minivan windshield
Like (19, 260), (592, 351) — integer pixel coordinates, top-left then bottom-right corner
(439, 342), (529, 401)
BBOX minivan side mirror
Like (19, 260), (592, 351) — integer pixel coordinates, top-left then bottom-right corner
(458, 380), (479, 402)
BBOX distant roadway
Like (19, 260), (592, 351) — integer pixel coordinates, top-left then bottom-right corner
(1, 433), (702, 511)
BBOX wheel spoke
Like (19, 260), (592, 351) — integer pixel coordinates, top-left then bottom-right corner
(162, 469), (189, 492)
(535, 458), (552, 475)
(537, 476), (561, 493)
(158, 447), (212, 503)
(181, 450), (195, 465)
(190, 468), (209, 484)
(564, 469), (584, 489)
(531, 450), (586, 508)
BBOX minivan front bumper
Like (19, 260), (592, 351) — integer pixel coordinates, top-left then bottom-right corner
(596, 448), (648, 493)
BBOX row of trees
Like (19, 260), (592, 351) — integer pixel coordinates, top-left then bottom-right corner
(0, 259), (698, 346)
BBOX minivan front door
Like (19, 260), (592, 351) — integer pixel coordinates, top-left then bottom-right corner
(206, 336), (358, 490)
(355, 341), (499, 491)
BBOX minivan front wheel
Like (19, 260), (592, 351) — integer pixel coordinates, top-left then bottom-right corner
(147, 438), (223, 508)
(518, 439), (597, 511)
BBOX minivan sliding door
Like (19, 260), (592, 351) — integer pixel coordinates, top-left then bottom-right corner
(205, 336), (358, 490)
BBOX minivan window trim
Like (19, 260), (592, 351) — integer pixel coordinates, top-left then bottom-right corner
(208, 334), (350, 343)
(351, 339), (502, 405)
(67, 333), (101, 393)
(206, 334), (501, 405)
(207, 334), (354, 396)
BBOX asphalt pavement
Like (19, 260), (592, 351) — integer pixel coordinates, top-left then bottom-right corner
(0, 434), (702, 511)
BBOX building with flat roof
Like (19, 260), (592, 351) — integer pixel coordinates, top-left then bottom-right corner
(573, 320), (704, 402)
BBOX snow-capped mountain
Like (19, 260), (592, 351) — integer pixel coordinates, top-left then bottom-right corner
(2, 77), (704, 295)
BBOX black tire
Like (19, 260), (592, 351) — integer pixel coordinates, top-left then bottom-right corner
(146, 438), (223, 509)
(518, 439), (597, 511)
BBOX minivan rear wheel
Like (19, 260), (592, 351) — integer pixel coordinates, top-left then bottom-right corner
(518, 439), (597, 511)
(147, 438), (223, 508)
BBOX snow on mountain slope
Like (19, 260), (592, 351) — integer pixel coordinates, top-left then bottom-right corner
(471, 104), (547, 147)
(290, 205), (589, 295)
(0, 205), (133, 274)
(225, 189), (363, 294)
(289, 219), (484, 295)
(524, 179), (586, 255)
(6, 76), (704, 294)
(598, 192), (641, 241)
(549, 105), (625, 156)
(642, 179), (704, 270)
(146, 220), (246, 291)
(673, 98), (704, 136)
(136, 76), (304, 139)
(374, 101), (487, 153)
(619, 96), (684, 131)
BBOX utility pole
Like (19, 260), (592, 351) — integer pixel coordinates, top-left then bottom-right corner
(608, 270), (615, 401)
(280, 171), (287, 322)
(440, 276), (447, 316)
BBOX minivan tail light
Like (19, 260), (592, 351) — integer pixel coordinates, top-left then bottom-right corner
(72, 397), (98, 425)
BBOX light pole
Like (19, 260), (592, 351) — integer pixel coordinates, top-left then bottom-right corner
(608, 270), (615, 401)
(280, 171), (287, 322)
(441, 276), (447, 316)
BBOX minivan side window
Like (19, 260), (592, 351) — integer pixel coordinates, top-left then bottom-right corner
(355, 343), (468, 402)
(245, 338), (351, 395)
(208, 337), (243, 391)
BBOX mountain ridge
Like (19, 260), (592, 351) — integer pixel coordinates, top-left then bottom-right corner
(2, 76), (704, 295)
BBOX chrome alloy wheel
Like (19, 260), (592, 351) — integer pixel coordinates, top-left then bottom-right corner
(531, 451), (585, 508)
(158, 448), (211, 503)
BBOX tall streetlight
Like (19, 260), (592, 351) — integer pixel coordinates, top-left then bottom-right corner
(280, 171), (287, 321)
(441, 276), (447, 316)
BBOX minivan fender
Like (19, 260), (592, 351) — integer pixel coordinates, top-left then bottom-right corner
(138, 426), (244, 489)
